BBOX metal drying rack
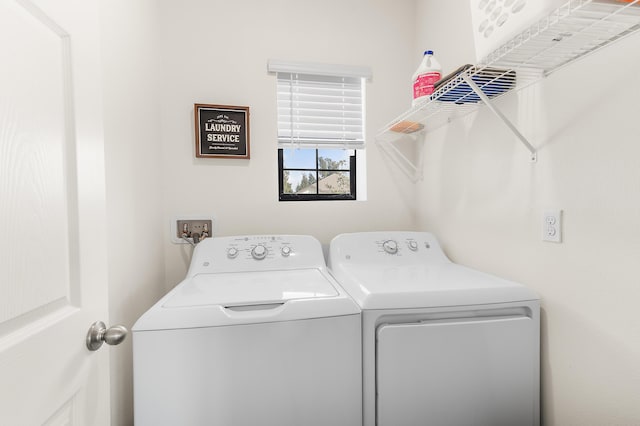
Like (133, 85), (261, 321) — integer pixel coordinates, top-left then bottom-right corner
(376, 0), (640, 182)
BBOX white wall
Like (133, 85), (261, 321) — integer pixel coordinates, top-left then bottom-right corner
(100, 2), (166, 425)
(157, 0), (419, 286)
(415, 1), (640, 424)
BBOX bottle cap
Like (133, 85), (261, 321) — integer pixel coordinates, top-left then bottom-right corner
(424, 50), (434, 55)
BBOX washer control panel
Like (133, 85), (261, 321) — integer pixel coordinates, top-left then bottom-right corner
(188, 235), (324, 275)
(224, 236), (295, 261)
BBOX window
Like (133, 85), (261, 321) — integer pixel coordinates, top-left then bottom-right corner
(268, 61), (371, 201)
(279, 148), (356, 200)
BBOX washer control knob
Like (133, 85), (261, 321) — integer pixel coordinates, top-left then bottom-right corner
(251, 245), (267, 260)
(227, 247), (239, 259)
(382, 240), (398, 254)
(408, 241), (418, 251)
(281, 246), (292, 257)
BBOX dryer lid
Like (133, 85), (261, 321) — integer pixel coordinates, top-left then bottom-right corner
(330, 263), (539, 310)
(163, 268), (339, 308)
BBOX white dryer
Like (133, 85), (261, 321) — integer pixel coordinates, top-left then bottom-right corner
(133, 235), (362, 426)
(328, 231), (540, 426)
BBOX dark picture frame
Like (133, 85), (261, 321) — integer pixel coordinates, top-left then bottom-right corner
(194, 104), (250, 159)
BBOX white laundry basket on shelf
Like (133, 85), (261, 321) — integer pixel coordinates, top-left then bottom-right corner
(470, 0), (568, 61)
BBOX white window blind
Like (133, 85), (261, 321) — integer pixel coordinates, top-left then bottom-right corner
(269, 61), (370, 149)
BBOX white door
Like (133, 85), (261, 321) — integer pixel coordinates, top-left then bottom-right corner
(0, 0), (112, 424)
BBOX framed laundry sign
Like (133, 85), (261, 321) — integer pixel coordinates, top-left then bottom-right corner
(194, 104), (250, 159)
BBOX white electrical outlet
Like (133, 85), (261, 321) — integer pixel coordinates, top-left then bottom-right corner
(542, 210), (562, 243)
(171, 216), (216, 244)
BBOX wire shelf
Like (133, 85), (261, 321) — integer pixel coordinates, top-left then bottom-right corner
(376, 0), (640, 180)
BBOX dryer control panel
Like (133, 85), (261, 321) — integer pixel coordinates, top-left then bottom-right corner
(379, 237), (430, 255)
(187, 235), (326, 275)
(329, 231), (451, 267)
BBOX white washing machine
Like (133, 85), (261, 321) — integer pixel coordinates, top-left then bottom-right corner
(133, 235), (362, 426)
(328, 231), (540, 426)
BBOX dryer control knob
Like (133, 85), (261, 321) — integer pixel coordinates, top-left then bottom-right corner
(382, 240), (398, 254)
(408, 241), (419, 251)
(251, 245), (268, 260)
(227, 247), (239, 259)
(281, 246), (292, 257)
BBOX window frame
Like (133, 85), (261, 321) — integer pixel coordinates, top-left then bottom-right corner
(278, 149), (357, 201)
(269, 60), (371, 202)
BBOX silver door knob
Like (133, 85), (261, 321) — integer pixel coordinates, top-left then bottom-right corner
(86, 321), (128, 351)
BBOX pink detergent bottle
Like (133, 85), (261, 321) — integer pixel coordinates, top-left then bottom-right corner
(412, 50), (442, 106)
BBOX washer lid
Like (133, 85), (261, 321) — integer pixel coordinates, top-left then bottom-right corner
(163, 268), (339, 308)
